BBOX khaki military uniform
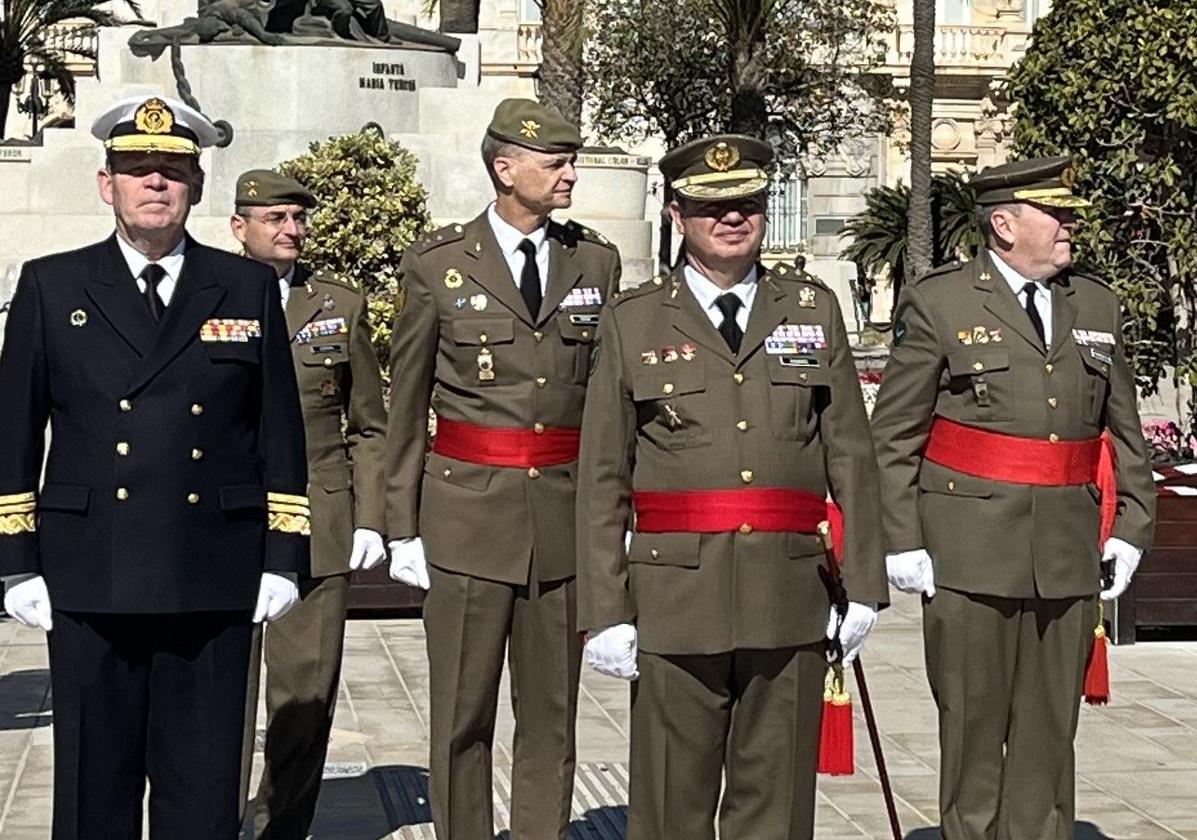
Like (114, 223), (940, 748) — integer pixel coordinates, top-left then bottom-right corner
(385, 212), (621, 839)
(870, 251), (1155, 839)
(246, 264), (387, 839)
(576, 265), (887, 840)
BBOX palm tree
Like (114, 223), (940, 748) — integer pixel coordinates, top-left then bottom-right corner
(714, 0), (774, 139)
(840, 171), (980, 304)
(537, 0), (584, 126)
(905, 0), (936, 281)
(0, 0), (143, 138)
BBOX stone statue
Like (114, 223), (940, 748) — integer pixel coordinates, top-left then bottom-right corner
(129, 0), (460, 54)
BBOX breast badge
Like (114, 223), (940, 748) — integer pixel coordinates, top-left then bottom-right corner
(444, 268), (464, 290)
(70, 309), (88, 327)
(477, 347), (495, 381)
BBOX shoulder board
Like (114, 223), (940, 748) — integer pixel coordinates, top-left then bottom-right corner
(410, 223), (466, 255)
(311, 267), (361, 293)
(611, 274), (667, 306)
(910, 260), (965, 286)
(560, 219), (619, 251)
(1070, 270), (1111, 290)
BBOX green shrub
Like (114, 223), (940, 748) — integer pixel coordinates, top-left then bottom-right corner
(278, 125), (433, 375)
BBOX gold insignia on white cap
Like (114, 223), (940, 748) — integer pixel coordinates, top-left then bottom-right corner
(91, 94), (222, 155)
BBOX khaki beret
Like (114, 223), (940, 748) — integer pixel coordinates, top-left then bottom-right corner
(486, 98), (582, 153)
(234, 169), (316, 209)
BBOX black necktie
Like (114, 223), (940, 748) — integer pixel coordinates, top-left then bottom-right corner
(1021, 281), (1046, 345)
(517, 239), (542, 320)
(141, 264), (167, 322)
(714, 293), (743, 354)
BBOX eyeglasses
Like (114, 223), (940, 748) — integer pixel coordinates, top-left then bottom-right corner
(243, 210), (309, 229)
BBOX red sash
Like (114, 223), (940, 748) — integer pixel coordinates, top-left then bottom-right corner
(433, 417), (580, 468)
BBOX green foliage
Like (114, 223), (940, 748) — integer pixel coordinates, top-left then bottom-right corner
(278, 127), (433, 374)
(584, 0), (894, 165)
(1005, 0), (1197, 396)
(840, 171), (981, 293)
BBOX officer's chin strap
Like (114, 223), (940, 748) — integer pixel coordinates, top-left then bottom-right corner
(816, 521), (903, 840)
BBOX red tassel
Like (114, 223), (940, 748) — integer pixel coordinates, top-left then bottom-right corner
(817, 664), (855, 775)
(1083, 604), (1110, 705)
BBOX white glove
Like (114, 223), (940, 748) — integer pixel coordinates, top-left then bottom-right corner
(584, 622), (639, 680)
(3, 574), (53, 632)
(389, 537), (430, 590)
(886, 548), (936, 597)
(1100, 537), (1142, 601)
(826, 601), (878, 665)
(253, 572), (300, 623)
(348, 528), (387, 571)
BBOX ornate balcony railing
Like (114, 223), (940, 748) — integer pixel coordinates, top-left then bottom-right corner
(890, 23), (1027, 70)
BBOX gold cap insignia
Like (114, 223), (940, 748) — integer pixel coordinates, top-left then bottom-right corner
(705, 141), (740, 173)
(1060, 164), (1077, 189)
(520, 120), (541, 139)
(245, 180), (258, 197)
(444, 268), (464, 289)
(70, 309), (88, 327)
(134, 98), (174, 136)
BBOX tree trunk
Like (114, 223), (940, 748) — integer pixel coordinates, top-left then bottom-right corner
(726, 9), (768, 138)
(728, 43), (768, 138)
(906, 0), (936, 283)
(438, 0), (480, 33)
(539, 0), (584, 126)
(0, 82), (12, 140)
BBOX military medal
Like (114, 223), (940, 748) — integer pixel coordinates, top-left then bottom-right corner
(70, 309), (87, 327)
(454, 297), (467, 309)
(957, 330), (972, 345)
(989, 329), (1003, 342)
(444, 268), (464, 289)
(323, 294), (335, 311)
(662, 403), (684, 429)
(477, 347), (495, 381)
(972, 326), (989, 344)
(319, 379), (339, 397)
(470, 294), (488, 311)
(680, 343), (696, 361)
(641, 350), (659, 365)
(662, 346), (679, 363)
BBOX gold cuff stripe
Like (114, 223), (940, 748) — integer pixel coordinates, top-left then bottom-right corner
(0, 502), (36, 515)
(268, 512), (311, 536)
(672, 168), (768, 189)
(268, 492), (311, 507)
(105, 135), (199, 155)
(268, 502), (311, 516)
(0, 513), (36, 536)
(0, 492), (36, 505)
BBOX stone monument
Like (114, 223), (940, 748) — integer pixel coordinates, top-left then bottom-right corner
(0, 4), (655, 343)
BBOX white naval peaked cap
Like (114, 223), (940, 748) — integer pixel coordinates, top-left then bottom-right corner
(91, 95), (221, 155)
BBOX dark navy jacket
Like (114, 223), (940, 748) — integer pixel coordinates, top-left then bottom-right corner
(0, 235), (309, 612)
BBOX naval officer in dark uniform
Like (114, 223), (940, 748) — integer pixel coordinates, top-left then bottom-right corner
(0, 95), (309, 840)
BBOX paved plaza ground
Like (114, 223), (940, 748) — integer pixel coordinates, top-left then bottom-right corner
(0, 591), (1194, 839)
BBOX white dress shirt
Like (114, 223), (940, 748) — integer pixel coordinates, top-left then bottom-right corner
(487, 203), (549, 293)
(116, 234), (186, 306)
(683, 264), (758, 333)
(278, 265), (296, 308)
(989, 249), (1052, 347)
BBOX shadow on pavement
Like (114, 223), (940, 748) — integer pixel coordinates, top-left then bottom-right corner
(0, 668), (51, 730)
(905, 822), (1114, 840)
